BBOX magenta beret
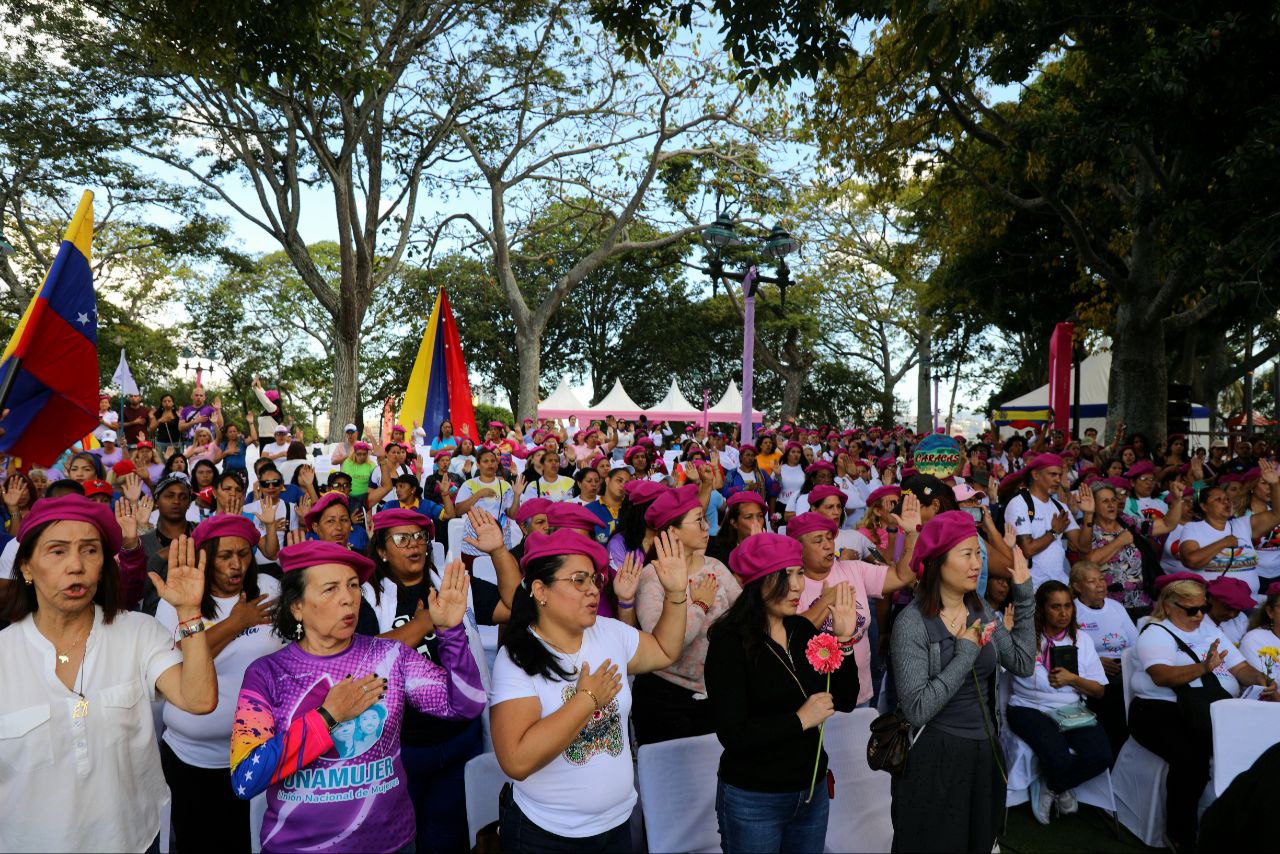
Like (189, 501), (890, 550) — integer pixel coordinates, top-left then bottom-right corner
(371, 507), (432, 533)
(515, 497), (553, 525)
(1104, 476), (1132, 491)
(547, 502), (604, 533)
(192, 513), (260, 551)
(624, 445), (648, 464)
(786, 511), (839, 540)
(18, 494), (122, 555)
(1024, 453), (1065, 473)
(806, 484), (846, 509)
(804, 460), (836, 477)
(1206, 576), (1255, 611)
(784, 441), (804, 454)
(865, 485), (901, 507)
(737, 443), (757, 455)
(1155, 571), (1206, 592)
(519, 530), (608, 573)
(910, 510), (979, 577)
(1266, 581), (1280, 597)
(728, 532), (803, 586)
(1124, 460), (1156, 479)
(352, 441), (371, 451)
(279, 540), (374, 584)
(645, 484), (702, 529)
(304, 491), (349, 531)
(847, 457), (870, 470)
(726, 491), (767, 511)
(624, 479), (667, 506)
(875, 456), (895, 470)
(1240, 467), (1262, 482)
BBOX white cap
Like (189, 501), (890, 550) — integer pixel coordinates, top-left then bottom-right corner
(609, 460), (634, 474)
(101, 430), (117, 443)
(274, 425), (290, 434)
(344, 423), (358, 433)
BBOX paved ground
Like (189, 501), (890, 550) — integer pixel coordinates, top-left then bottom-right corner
(1001, 803), (1161, 853)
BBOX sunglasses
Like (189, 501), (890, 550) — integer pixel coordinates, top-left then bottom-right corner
(549, 571), (605, 593)
(259, 479), (283, 488)
(389, 531), (428, 548)
(1173, 602), (1211, 616)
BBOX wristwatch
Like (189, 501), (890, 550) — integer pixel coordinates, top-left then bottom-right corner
(316, 706), (340, 732)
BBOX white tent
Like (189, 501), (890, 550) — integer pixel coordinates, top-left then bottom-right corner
(588, 378), (645, 419)
(706, 380), (763, 424)
(645, 379), (702, 421)
(993, 349), (1210, 438)
(536, 376), (592, 419)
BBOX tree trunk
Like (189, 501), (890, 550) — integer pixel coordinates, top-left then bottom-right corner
(878, 379), (896, 426)
(1107, 300), (1167, 445)
(780, 367), (804, 420)
(329, 320), (360, 442)
(945, 362), (962, 433)
(915, 324), (932, 433)
(1202, 332), (1227, 440)
(514, 324), (543, 423)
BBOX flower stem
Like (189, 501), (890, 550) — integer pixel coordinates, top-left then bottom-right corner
(806, 672), (830, 803)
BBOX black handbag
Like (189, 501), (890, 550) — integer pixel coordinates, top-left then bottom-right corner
(1143, 623), (1231, 738)
(866, 710), (915, 775)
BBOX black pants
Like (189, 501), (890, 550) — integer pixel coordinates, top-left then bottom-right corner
(159, 741), (252, 853)
(629, 673), (713, 746)
(1086, 678), (1129, 767)
(401, 719), (483, 854)
(1006, 705), (1111, 793)
(1129, 697), (1211, 849)
(499, 785), (632, 853)
(891, 727), (1005, 853)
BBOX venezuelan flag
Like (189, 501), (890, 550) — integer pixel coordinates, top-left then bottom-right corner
(398, 289), (478, 442)
(0, 191), (100, 465)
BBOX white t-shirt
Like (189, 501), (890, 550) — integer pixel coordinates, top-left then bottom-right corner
(0, 607), (183, 852)
(1213, 612), (1249, 646)
(716, 445), (740, 473)
(1134, 619), (1245, 701)
(1010, 632), (1108, 712)
(489, 618), (641, 837)
(523, 476), (576, 502)
(1239, 627), (1280, 682)
(369, 462), (415, 489)
(1126, 495), (1169, 522)
(0, 537), (19, 579)
(243, 500), (298, 565)
(155, 575), (285, 767)
(457, 478), (516, 556)
(261, 440), (290, 459)
(93, 410), (119, 442)
(1161, 523), (1186, 575)
(1074, 598), (1138, 657)
(1179, 518), (1260, 592)
(777, 464), (806, 511)
(836, 528), (876, 559)
(1007, 491), (1077, 588)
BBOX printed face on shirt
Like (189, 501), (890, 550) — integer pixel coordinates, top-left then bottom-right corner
(330, 704), (388, 760)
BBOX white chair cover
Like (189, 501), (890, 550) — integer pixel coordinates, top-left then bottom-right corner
(446, 517), (466, 563)
(1211, 699), (1280, 797)
(636, 733), (723, 854)
(823, 709), (893, 854)
(464, 752), (512, 848)
(431, 540), (446, 573)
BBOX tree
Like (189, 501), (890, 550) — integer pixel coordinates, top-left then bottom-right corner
(439, 0), (762, 420)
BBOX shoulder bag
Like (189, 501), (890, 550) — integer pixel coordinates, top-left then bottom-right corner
(1141, 622), (1231, 738)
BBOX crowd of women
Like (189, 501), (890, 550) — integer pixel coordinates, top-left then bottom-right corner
(1, 390), (1278, 854)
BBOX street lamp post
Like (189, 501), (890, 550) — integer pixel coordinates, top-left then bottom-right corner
(700, 214), (798, 445)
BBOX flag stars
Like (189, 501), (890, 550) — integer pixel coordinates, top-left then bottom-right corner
(76, 312), (90, 326)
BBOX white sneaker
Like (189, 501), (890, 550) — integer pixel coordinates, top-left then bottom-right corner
(1056, 789), (1078, 815)
(1030, 778), (1053, 825)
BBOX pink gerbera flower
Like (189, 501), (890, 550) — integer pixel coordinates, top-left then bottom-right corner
(805, 633), (845, 674)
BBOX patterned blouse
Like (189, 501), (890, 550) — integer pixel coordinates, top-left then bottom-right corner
(1093, 518), (1150, 609)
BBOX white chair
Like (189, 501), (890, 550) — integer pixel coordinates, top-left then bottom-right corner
(823, 709), (892, 854)
(446, 517), (466, 563)
(1211, 699), (1280, 796)
(464, 752), (512, 848)
(431, 540), (446, 572)
(636, 733), (723, 854)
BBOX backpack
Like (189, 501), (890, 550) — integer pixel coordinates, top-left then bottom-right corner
(1014, 488), (1068, 569)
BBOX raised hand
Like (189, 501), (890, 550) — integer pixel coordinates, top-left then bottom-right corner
(1261, 458), (1279, 485)
(891, 492), (922, 531)
(427, 560), (470, 629)
(151, 534), (206, 613)
(115, 497), (140, 543)
(1205, 639), (1226, 673)
(1050, 510), (1070, 534)
(2, 476), (28, 510)
(122, 472), (143, 502)
(462, 508), (504, 553)
(830, 579), (857, 639)
(285, 528), (307, 547)
(652, 529), (689, 594)
(613, 552), (641, 603)
(256, 495), (279, 529)
(218, 487), (245, 517)
(1009, 531), (1031, 585)
(1076, 486), (1095, 514)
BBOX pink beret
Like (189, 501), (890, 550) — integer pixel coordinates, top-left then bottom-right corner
(304, 491), (349, 531)
(806, 484), (846, 509)
(19, 495), (122, 554)
(1206, 576), (1255, 611)
(371, 507), (432, 533)
(547, 502), (604, 533)
(1104, 476), (1132, 491)
(433, 450), (453, 461)
(847, 457), (870, 470)
(784, 441), (804, 454)
(192, 513), (261, 550)
(728, 532), (803, 586)
(278, 540), (374, 583)
(1155, 571), (1206, 592)
(488, 420), (505, 429)
(737, 443), (758, 455)
(1125, 460), (1156, 479)
(875, 456), (895, 471)
(352, 441), (371, 451)
(519, 529), (608, 573)
(645, 484), (702, 529)
(391, 424), (406, 433)
(516, 497), (553, 525)
(1025, 453), (1065, 473)
(865, 485), (901, 507)
(804, 460), (836, 477)
(910, 510), (979, 577)
(786, 511), (839, 540)
(624, 479), (667, 506)
(726, 491), (767, 511)
(1265, 581), (1280, 598)
(1240, 467), (1262, 482)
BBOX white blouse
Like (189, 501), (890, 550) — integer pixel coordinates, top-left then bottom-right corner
(0, 606), (183, 851)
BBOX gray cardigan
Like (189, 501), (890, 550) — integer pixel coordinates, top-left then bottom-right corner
(890, 579), (1036, 729)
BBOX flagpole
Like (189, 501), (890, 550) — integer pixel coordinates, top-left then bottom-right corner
(0, 356), (23, 418)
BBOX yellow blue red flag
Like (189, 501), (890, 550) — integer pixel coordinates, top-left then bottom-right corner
(398, 289), (478, 442)
(0, 191), (100, 464)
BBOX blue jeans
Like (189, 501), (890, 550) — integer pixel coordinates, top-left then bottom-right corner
(1006, 705), (1111, 794)
(400, 719), (483, 854)
(715, 781), (829, 853)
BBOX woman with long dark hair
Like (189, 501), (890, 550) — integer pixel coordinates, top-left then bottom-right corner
(606, 478), (666, 571)
(432, 419), (459, 454)
(889, 510), (1035, 852)
(707, 491), (768, 565)
(705, 533), (859, 852)
(490, 530), (689, 852)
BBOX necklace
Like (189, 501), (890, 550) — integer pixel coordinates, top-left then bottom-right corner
(532, 626), (581, 657)
(764, 630), (807, 698)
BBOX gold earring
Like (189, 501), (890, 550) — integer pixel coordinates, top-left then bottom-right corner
(539, 600), (547, 606)
(23, 575), (33, 585)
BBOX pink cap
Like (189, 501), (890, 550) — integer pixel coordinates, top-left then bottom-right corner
(910, 510), (979, 577)
(371, 508), (432, 533)
(1206, 576), (1255, 611)
(728, 532), (803, 586)
(645, 484), (702, 529)
(786, 511), (839, 540)
(806, 484), (846, 509)
(515, 497), (553, 525)
(519, 530), (608, 573)
(304, 492), (349, 531)
(726, 491), (767, 511)
(18, 494), (122, 554)
(624, 479), (667, 506)
(952, 482), (986, 502)
(865, 485), (901, 507)
(547, 502), (604, 534)
(278, 540), (374, 584)
(192, 513), (261, 550)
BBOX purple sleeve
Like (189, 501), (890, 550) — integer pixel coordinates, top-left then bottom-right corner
(400, 625), (486, 720)
(118, 545), (147, 611)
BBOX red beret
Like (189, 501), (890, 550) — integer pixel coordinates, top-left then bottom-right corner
(519, 530), (608, 573)
(728, 532), (803, 586)
(192, 513), (261, 550)
(19, 495), (122, 554)
(279, 540), (374, 584)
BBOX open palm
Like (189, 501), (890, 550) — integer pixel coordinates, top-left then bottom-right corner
(428, 560), (469, 629)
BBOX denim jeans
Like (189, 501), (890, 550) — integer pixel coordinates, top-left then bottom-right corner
(715, 781), (829, 853)
(1006, 704), (1112, 794)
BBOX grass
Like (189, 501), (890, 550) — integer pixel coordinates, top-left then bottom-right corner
(999, 803), (1164, 853)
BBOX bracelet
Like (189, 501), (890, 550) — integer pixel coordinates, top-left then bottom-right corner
(616, 598), (635, 608)
(316, 705), (340, 732)
(666, 595), (688, 605)
(691, 600), (711, 614)
(177, 618), (206, 640)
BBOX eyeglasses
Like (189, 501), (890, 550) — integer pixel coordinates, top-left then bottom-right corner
(549, 571), (605, 592)
(330, 482), (352, 492)
(681, 515), (710, 530)
(389, 531), (428, 548)
(1173, 602), (1211, 616)
(259, 479), (283, 488)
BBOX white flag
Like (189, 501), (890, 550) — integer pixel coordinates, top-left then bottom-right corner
(112, 349), (139, 396)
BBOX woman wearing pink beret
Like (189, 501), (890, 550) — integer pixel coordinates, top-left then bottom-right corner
(707, 490), (768, 565)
